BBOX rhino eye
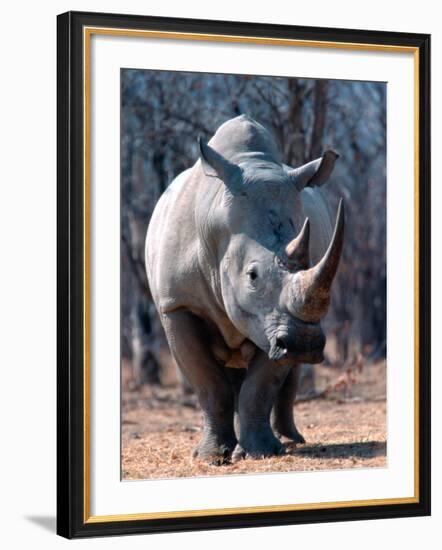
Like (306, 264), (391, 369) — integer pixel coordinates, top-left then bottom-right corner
(247, 268), (258, 282)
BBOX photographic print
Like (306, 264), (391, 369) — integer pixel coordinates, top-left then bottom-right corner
(57, 12), (430, 537)
(121, 69), (387, 480)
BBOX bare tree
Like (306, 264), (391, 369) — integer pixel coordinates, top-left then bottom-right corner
(121, 70), (386, 387)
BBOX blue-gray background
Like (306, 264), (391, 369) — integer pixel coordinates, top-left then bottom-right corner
(121, 69), (386, 386)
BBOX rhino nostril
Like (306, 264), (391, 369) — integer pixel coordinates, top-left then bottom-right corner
(269, 336), (289, 361)
(275, 337), (288, 356)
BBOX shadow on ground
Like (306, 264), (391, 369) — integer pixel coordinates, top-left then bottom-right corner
(25, 516), (56, 533)
(288, 440), (386, 460)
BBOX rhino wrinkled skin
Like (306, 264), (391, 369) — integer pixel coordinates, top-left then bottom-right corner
(145, 115), (345, 462)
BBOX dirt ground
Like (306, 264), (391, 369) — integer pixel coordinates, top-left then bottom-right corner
(122, 361), (386, 480)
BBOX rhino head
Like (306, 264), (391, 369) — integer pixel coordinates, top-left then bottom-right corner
(198, 134), (344, 365)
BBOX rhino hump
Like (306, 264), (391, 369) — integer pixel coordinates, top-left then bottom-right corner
(208, 114), (283, 165)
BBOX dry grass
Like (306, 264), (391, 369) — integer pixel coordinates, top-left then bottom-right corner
(122, 361), (386, 480)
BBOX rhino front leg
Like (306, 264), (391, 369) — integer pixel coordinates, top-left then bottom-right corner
(271, 365), (305, 444)
(234, 350), (291, 458)
(161, 310), (236, 464)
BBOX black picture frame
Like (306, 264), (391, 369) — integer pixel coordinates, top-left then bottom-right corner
(57, 10), (431, 539)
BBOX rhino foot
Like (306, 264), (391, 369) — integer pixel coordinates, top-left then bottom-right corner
(274, 426), (306, 444)
(192, 436), (237, 465)
(234, 431), (285, 460)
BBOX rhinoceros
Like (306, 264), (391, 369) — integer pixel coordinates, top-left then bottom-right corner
(145, 115), (344, 463)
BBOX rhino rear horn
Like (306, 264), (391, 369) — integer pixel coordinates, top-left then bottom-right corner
(198, 137), (242, 193)
(285, 218), (310, 270)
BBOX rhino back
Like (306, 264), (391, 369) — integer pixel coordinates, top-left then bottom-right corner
(146, 167), (199, 308)
(145, 164), (224, 318)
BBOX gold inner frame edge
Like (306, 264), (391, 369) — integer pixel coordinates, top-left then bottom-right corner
(82, 26), (420, 524)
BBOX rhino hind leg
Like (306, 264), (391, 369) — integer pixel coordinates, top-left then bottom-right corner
(224, 368), (247, 439)
(271, 365), (306, 444)
(161, 310), (237, 464)
(233, 350), (291, 459)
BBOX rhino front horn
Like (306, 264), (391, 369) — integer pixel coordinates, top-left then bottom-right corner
(311, 198), (345, 291)
(290, 199), (345, 323)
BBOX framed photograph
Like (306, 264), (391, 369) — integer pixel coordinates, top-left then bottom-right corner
(57, 11), (431, 538)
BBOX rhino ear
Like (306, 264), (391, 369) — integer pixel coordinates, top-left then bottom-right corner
(198, 137), (242, 193)
(287, 150), (339, 190)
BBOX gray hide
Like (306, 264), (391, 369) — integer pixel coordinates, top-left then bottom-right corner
(146, 115), (344, 462)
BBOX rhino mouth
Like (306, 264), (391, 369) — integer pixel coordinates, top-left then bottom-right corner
(268, 324), (325, 364)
